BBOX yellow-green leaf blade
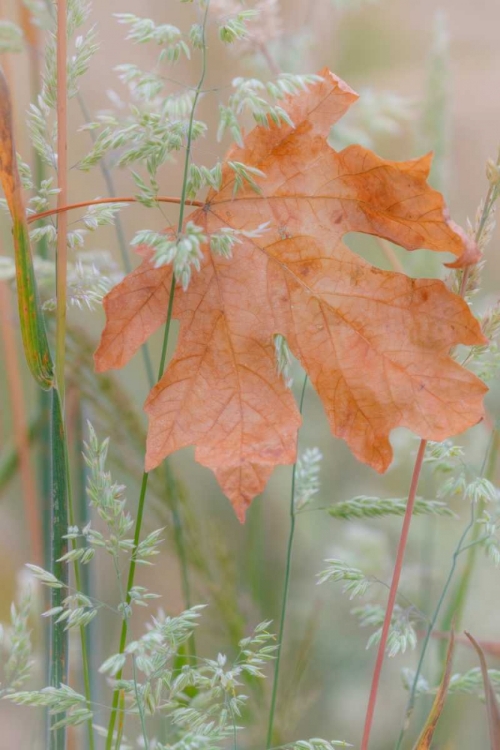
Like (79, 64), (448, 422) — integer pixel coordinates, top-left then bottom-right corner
(0, 70), (53, 389)
(412, 630), (455, 749)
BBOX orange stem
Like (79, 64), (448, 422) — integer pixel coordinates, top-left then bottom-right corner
(55, 0), (68, 395)
(0, 283), (43, 564)
(360, 438), (427, 750)
(27, 196), (204, 224)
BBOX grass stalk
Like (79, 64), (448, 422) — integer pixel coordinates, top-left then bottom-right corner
(360, 438), (427, 750)
(55, 0), (68, 400)
(49, 390), (69, 750)
(104, 5), (210, 745)
(53, 4), (95, 747)
(266, 374), (308, 748)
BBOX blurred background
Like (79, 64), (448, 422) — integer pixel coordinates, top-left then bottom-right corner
(0, 0), (500, 747)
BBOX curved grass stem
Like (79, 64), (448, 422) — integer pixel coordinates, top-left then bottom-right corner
(266, 374), (308, 749)
(27, 195), (204, 224)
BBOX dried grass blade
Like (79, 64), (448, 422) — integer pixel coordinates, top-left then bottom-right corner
(412, 630), (455, 749)
(465, 631), (500, 749)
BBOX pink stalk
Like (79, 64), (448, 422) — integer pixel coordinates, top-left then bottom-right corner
(360, 438), (427, 750)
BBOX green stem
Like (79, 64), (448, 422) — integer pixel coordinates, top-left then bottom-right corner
(105, 7), (210, 746)
(266, 375), (308, 749)
(49, 391), (68, 750)
(105, 472), (149, 750)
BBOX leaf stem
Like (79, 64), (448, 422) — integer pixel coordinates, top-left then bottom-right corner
(27, 195), (204, 224)
(266, 374), (308, 748)
(360, 438), (427, 750)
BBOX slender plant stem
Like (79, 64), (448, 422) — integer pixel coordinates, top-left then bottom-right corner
(48, 5), (69, 748)
(104, 6), (211, 746)
(360, 438), (427, 750)
(55, 0), (68, 399)
(54, 4), (95, 747)
(266, 374), (308, 748)
(27, 195), (204, 224)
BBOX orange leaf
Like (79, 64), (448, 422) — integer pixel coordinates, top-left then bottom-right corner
(95, 70), (487, 520)
(412, 630), (455, 749)
(465, 631), (500, 749)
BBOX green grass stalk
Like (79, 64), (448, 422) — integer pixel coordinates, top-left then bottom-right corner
(104, 6), (210, 745)
(53, 4), (95, 746)
(266, 374), (308, 748)
(48, 390), (69, 750)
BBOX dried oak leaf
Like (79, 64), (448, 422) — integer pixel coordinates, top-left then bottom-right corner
(95, 69), (487, 521)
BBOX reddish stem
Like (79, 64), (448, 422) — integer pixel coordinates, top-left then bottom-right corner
(55, 0), (68, 395)
(27, 195), (204, 224)
(360, 438), (427, 750)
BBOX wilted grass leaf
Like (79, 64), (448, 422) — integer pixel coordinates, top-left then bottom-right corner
(412, 630), (455, 749)
(0, 70), (53, 389)
(465, 631), (500, 749)
(95, 69), (486, 520)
